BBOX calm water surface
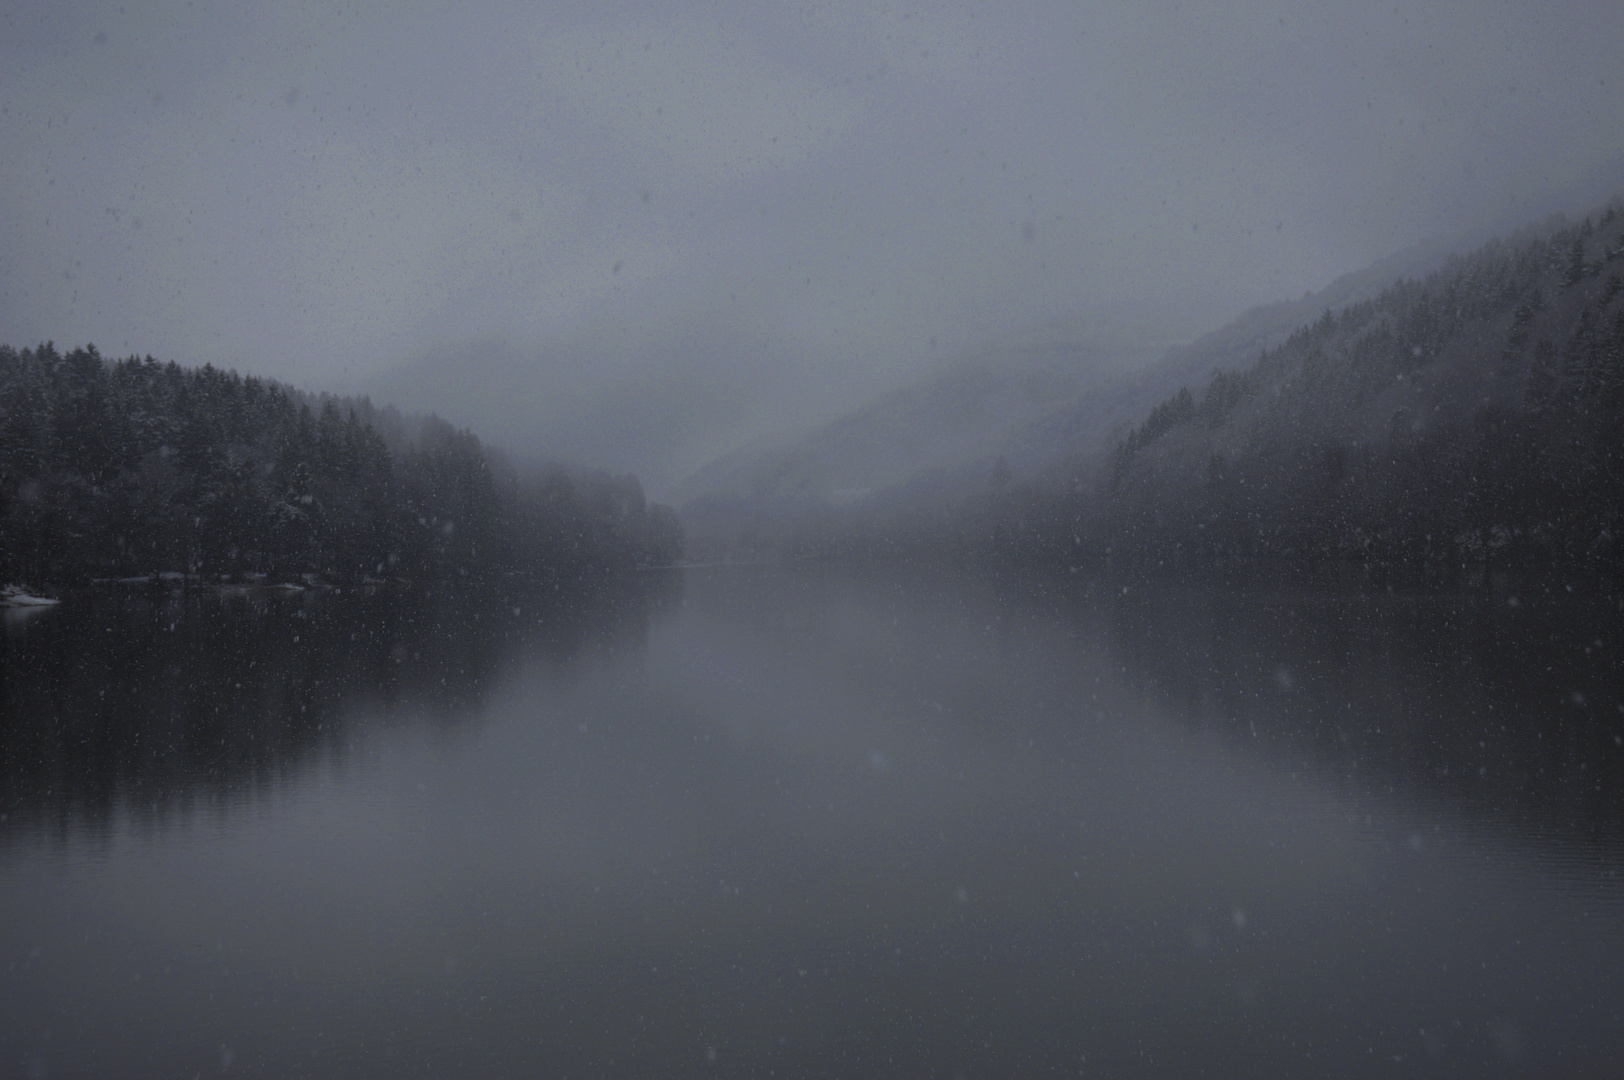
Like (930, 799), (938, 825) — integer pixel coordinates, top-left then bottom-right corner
(2, 564), (1621, 1077)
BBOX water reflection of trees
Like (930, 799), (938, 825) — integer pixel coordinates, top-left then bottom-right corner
(1089, 575), (1624, 840)
(0, 571), (682, 843)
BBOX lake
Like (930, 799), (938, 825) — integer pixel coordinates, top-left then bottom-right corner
(2, 563), (1621, 1077)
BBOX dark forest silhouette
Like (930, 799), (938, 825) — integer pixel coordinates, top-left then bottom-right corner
(0, 345), (682, 589)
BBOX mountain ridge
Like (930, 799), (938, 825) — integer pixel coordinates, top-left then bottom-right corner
(674, 212), (1574, 554)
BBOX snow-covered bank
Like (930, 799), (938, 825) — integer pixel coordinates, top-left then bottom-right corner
(1, 585), (59, 608)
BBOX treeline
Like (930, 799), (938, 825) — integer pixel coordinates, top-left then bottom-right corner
(976, 202), (1624, 576)
(0, 344), (682, 588)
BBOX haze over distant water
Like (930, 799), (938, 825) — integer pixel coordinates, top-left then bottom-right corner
(5, 2), (1624, 488)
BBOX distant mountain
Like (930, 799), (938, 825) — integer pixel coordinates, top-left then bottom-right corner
(705, 191), (1624, 575)
(365, 338), (763, 498)
(674, 222), (1521, 557)
(983, 196), (1624, 573)
(362, 331), (905, 500)
(668, 310), (1183, 549)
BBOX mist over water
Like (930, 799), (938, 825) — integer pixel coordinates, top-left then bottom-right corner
(3, 565), (1619, 1077)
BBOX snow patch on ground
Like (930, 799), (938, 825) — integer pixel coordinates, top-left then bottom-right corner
(1, 585), (60, 607)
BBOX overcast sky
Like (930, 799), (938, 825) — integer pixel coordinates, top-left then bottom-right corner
(4, 1), (1623, 490)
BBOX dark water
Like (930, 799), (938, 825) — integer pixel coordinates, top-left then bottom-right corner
(2, 564), (1621, 1078)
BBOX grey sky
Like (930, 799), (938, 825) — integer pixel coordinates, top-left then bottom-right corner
(4, 1), (1622, 491)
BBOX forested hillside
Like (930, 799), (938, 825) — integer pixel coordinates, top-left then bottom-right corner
(672, 312), (1173, 560)
(984, 202), (1624, 574)
(677, 211), (1520, 562)
(0, 344), (682, 589)
(753, 198), (1624, 578)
